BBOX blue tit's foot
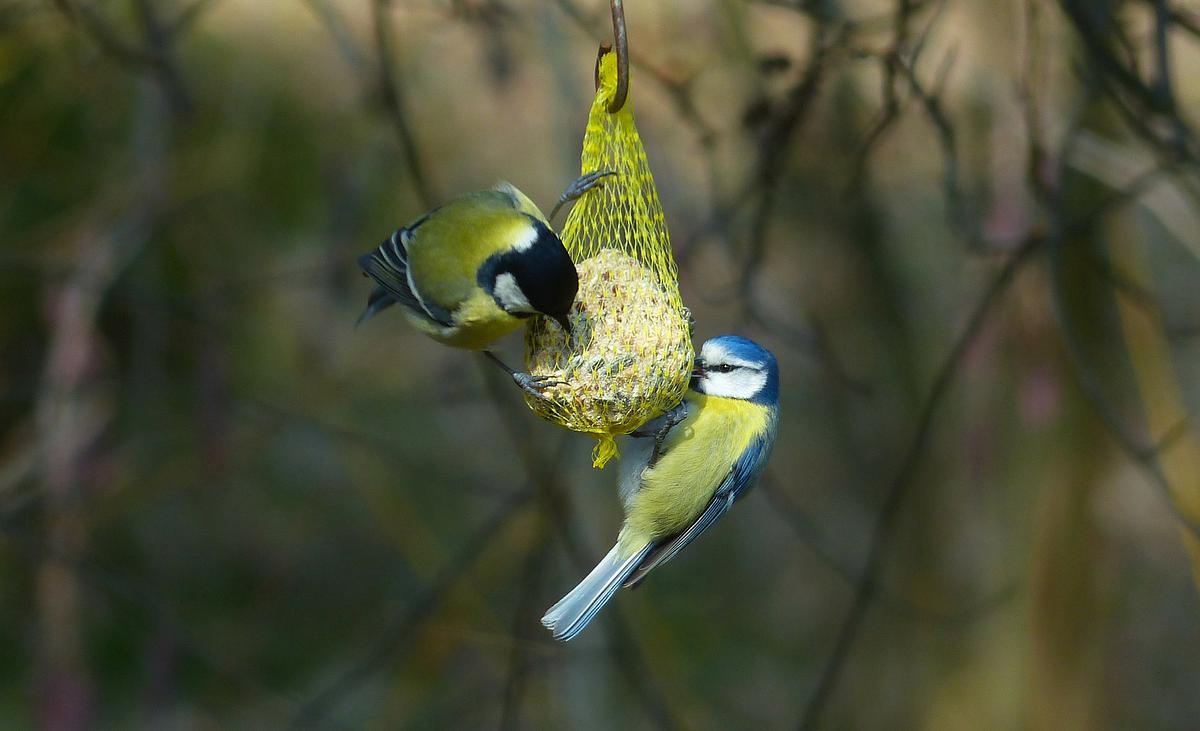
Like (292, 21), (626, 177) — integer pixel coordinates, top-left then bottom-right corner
(648, 403), (687, 467)
(549, 170), (617, 224)
(513, 371), (563, 400)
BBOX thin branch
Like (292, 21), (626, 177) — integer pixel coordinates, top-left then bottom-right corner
(301, 0), (369, 71)
(1047, 239), (1200, 542)
(760, 476), (1017, 625)
(498, 531), (552, 730)
(287, 490), (532, 728)
(481, 370), (684, 730)
(1059, 0), (1199, 164)
(372, 0), (435, 208)
(736, 20), (838, 299)
(55, 0), (195, 115)
(798, 234), (1041, 730)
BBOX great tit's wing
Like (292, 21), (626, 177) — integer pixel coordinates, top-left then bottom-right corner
(359, 226), (454, 327)
(622, 429), (775, 589)
(491, 181), (548, 222)
(404, 193), (540, 314)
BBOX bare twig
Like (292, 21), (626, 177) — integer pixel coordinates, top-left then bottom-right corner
(55, 0), (195, 115)
(1047, 239), (1200, 542)
(761, 476), (1017, 625)
(482, 370), (684, 730)
(287, 490), (532, 728)
(498, 531), (553, 730)
(301, 0), (369, 71)
(1059, 0), (1199, 163)
(798, 235), (1040, 730)
(372, 0), (435, 208)
(736, 20), (838, 300)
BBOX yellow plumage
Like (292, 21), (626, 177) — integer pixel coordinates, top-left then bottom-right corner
(617, 392), (771, 557)
(399, 288), (519, 350)
(399, 189), (545, 349)
(359, 180), (581, 359)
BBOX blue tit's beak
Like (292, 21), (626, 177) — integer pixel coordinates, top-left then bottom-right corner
(689, 357), (705, 389)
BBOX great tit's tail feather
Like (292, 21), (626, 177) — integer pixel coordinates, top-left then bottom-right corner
(541, 543), (652, 641)
(356, 287), (397, 326)
(358, 230), (437, 325)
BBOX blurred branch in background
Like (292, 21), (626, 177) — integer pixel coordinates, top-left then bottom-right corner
(51, 0), (206, 116)
(799, 233), (1041, 730)
(29, 20), (175, 725)
(288, 488), (532, 728)
(370, 0), (435, 209)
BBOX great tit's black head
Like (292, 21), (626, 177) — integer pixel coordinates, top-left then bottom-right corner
(479, 218), (578, 333)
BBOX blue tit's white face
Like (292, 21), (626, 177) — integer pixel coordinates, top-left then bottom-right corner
(691, 336), (780, 406)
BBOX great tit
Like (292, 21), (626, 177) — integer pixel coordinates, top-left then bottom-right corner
(542, 335), (780, 641)
(357, 173), (610, 396)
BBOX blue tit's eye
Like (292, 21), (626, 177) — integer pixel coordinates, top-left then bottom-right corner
(713, 363), (737, 373)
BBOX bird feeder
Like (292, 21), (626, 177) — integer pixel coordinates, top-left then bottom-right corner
(524, 32), (694, 469)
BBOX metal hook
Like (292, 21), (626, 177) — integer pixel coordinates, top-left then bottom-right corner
(607, 0), (629, 113)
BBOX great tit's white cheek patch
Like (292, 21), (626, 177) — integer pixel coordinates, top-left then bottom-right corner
(494, 272), (534, 313)
(510, 225), (539, 253)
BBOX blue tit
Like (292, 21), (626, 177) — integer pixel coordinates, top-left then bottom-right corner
(357, 172), (612, 396)
(542, 335), (780, 641)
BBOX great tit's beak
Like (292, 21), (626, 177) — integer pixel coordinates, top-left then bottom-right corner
(553, 313), (573, 337)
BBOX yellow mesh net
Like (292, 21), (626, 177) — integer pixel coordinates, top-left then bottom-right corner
(524, 52), (694, 468)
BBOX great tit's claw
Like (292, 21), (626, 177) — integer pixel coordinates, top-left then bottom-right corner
(514, 372), (562, 400)
(565, 170), (617, 200)
(549, 170), (617, 224)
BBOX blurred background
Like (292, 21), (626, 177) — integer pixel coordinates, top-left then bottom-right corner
(3, 0), (1200, 728)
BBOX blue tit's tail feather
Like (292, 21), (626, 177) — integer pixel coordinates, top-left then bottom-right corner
(542, 543), (654, 641)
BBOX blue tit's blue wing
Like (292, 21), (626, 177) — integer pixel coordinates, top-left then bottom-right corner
(622, 426), (776, 589)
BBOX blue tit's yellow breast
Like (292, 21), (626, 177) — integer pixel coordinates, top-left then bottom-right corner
(619, 393), (771, 553)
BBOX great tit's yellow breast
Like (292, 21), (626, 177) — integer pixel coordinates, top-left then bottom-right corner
(397, 288), (519, 350)
(619, 393), (770, 555)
